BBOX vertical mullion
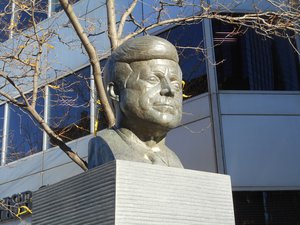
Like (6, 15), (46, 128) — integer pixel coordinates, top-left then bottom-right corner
(9, 1), (16, 39)
(1, 103), (9, 165)
(42, 86), (49, 151)
(90, 65), (95, 134)
(203, 18), (225, 174)
(48, 0), (52, 18)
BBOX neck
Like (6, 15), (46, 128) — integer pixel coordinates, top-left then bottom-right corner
(114, 122), (168, 148)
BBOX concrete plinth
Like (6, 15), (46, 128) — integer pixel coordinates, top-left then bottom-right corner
(32, 160), (235, 225)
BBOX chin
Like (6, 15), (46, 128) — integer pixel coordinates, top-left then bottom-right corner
(149, 115), (181, 130)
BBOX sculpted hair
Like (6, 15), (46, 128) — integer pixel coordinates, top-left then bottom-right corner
(103, 36), (179, 89)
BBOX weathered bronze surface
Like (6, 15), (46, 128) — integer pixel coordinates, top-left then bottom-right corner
(89, 36), (183, 168)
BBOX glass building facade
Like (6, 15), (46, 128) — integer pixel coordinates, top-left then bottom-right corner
(49, 66), (90, 144)
(213, 19), (300, 91)
(0, 66), (92, 163)
(159, 23), (208, 99)
(6, 94), (44, 163)
(0, 0), (80, 43)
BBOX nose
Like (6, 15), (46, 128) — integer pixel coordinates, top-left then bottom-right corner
(160, 77), (175, 97)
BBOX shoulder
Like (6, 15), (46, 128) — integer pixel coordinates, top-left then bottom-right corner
(91, 128), (121, 143)
(162, 146), (184, 168)
(89, 128), (125, 154)
(98, 128), (118, 137)
(88, 129), (119, 169)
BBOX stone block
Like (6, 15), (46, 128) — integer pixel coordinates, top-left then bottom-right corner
(32, 160), (235, 225)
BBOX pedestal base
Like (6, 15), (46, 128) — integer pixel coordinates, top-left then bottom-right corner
(33, 160), (235, 225)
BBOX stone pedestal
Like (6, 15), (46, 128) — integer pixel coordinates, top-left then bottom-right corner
(32, 160), (235, 225)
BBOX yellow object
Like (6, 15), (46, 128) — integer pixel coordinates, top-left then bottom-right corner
(94, 119), (99, 136)
(94, 99), (102, 136)
(182, 80), (191, 98)
(183, 93), (191, 98)
(16, 205), (32, 217)
(45, 43), (55, 49)
(48, 84), (60, 89)
(8, 21), (17, 30)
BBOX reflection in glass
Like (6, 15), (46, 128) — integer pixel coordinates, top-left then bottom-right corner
(0, 105), (4, 163)
(233, 191), (300, 225)
(233, 191), (267, 225)
(158, 23), (208, 100)
(213, 19), (300, 90)
(49, 66), (90, 144)
(0, 0), (11, 42)
(7, 92), (44, 163)
(51, 0), (80, 12)
(15, 0), (48, 31)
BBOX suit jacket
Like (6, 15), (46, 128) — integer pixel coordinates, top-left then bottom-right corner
(88, 128), (183, 169)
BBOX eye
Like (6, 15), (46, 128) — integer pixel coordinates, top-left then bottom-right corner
(146, 75), (160, 84)
(171, 80), (181, 90)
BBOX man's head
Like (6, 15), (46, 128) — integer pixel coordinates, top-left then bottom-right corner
(103, 36), (182, 132)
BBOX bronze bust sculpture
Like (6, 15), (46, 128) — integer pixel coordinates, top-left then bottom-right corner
(88, 36), (183, 169)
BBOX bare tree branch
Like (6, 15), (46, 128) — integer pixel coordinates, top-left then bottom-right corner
(59, 0), (115, 127)
(27, 105), (88, 171)
(117, 0), (138, 38)
(106, 0), (119, 49)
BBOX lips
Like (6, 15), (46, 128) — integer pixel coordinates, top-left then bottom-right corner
(154, 102), (173, 106)
(152, 102), (176, 113)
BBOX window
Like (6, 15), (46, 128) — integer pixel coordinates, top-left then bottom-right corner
(49, 66), (90, 144)
(233, 191), (266, 225)
(15, 0), (48, 31)
(6, 93), (44, 163)
(213, 19), (300, 90)
(1, 66), (91, 163)
(51, 0), (80, 13)
(0, 0), (12, 42)
(158, 23), (208, 99)
(233, 191), (300, 225)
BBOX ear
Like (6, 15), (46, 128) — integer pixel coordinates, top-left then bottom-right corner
(107, 82), (119, 102)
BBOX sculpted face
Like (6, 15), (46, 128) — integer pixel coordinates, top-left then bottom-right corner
(118, 59), (182, 129)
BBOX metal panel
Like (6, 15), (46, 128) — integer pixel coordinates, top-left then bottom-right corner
(0, 153), (42, 185)
(220, 92), (300, 115)
(42, 159), (86, 186)
(43, 147), (73, 170)
(181, 94), (210, 125)
(0, 216), (31, 225)
(166, 118), (217, 172)
(222, 115), (300, 188)
(43, 135), (90, 170)
(0, 173), (42, 198)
